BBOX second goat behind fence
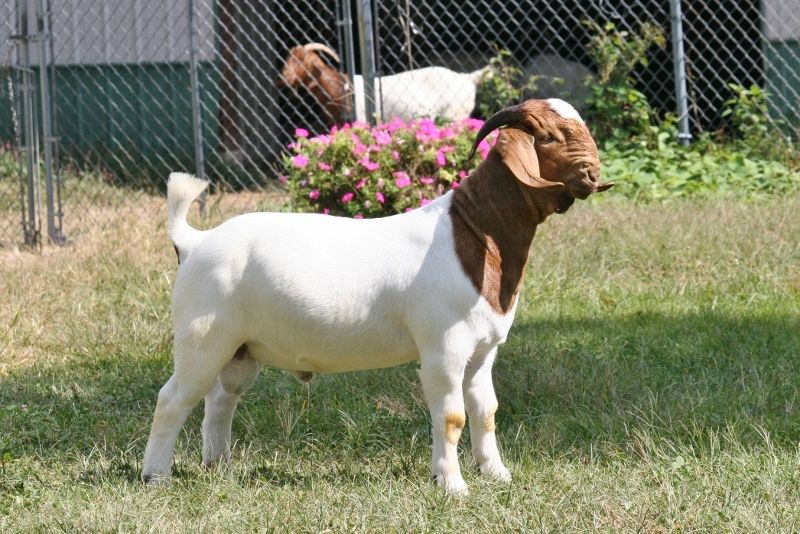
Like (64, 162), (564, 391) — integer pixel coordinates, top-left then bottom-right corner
(280, 43), (487, 125)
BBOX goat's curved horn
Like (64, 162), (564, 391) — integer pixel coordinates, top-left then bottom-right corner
(468, 104), (524, 160)
(303, 43), (341, 63)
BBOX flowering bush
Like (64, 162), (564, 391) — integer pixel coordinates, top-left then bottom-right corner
(282, 118), (497, 217)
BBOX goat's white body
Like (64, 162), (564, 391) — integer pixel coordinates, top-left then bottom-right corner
(173, 188), (514, 374)
(143, 173), (515, 494)
(353, 66), (484, 123)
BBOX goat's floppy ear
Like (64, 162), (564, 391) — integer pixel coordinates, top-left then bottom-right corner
(495, 129), (564, 191)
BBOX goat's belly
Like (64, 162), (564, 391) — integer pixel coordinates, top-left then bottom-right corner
(243, 319), (419, 373)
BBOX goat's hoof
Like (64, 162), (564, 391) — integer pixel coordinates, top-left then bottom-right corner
(436, 474), (469, 496)
(142, 473), (171, 486)
(202, 452), (231, 471)
(479, 460), (512, 483)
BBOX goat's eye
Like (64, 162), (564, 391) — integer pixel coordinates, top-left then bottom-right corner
(537, 135), (554, 144)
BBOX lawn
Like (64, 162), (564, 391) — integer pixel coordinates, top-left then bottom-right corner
(1, 191), (799, 531)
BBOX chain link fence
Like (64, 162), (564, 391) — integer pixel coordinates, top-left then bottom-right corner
(1, 0), (798, 247)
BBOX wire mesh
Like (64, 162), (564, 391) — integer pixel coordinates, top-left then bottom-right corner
(0, 0), (798, 246)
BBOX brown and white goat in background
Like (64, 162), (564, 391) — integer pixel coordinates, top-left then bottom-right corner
(279, 43), (487, 125)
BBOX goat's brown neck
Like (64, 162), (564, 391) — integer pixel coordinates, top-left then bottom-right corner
(305, 70), (351, 124)
(449, 150), (559, 314)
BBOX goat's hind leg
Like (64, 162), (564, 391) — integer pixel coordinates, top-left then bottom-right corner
(202, 344), (261, 468)
(142, 330), (236, 485)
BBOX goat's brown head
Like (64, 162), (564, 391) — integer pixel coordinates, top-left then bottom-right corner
(279, 43), (352, 124)
(470, 99), (613, 214)
(279, 43), (339, 87)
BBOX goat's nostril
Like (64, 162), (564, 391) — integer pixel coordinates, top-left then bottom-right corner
(586, 168), (599, 183)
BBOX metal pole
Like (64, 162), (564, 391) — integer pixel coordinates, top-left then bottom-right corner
(341, 0), (357, 121)
(37, 0), (62, 243)
(372, 0), (383, 115)
(355, 0), (377, 124)
(187, 0), (206, 213)
(47, 0), (64, 238)
(19, 0), (40, 246)
(670, 0), (692, 145)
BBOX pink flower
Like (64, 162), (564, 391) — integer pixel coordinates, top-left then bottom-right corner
(330, 125), (339, 134)
(391, 150), (400, 161)
(386, 117), (406, 133)
(358, 157), (379, 171)
(419, 176), (434, 185)
(478, 139), (491, 160)
(355, 178), (366, 189)
(308, 189), (320, 200)
(435, 149), (447, 167)
(465, 118), (484, 131)
(278, 175), (288, 184)
(318, 162), (332, 171)
(458, 170), (468, 179)
(354, 214), (364, 219)
(437, 127), (454, 139)
(373, 130), (392, 145)
(295, 127), (309, 138)
(451, 181), (461, 189)
(352, 120), (370, 129)
(405, 207), (414, 212)
(352, 142), (367, 156)
(375, 191), (385, 204)
(291, 154), (309, 168)
(419, 198), (431, 207)
(322, 208), (330, 215)
(393, 171), (411, 189)
(341, 192), (354, 204)
(310, 134), (331, 144)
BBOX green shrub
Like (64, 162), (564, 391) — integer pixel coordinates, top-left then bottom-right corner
(600, 135), (800, 202)
(721, 83), (798, 166)
(475, 48), (564, 119)
(583, 20), (666, 143)
(282, 118), (497, 217)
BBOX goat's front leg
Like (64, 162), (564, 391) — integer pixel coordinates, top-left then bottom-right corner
(419, 350), (468, 496)
(464, 348), (511, 482)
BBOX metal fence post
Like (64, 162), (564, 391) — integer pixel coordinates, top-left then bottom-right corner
(340, 0), (357, 122)
(37, 0), (64, 244)
(18, 0), (40, 246)
(187, 0), (206, 214)
(356, 0), (377, 124)
(670, 0), (692, 145)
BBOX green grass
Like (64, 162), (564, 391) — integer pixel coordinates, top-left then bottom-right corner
(1, 195), (799, 531)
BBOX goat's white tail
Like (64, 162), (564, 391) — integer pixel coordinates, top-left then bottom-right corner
(167, 172), (208, 261)
(469, 66), (491, 85)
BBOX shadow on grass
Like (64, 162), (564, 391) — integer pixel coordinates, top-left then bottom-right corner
(1, 310), (798, 484)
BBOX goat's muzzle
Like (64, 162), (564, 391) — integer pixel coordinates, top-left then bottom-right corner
(567, 166), (614, 200)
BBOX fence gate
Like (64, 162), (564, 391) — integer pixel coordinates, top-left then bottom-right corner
(3, 0), (65, 247)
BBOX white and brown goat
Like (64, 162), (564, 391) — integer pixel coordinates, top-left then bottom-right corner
(142, 98), (613, 495)
(279, 43), (486, 124)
